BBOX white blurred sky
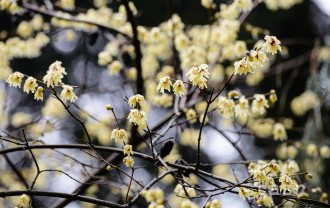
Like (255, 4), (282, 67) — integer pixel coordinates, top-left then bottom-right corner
(313, 0), (330, 16)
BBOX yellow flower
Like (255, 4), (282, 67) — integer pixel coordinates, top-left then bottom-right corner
(218, 96), (235, 119)
(320, 193), (328, 203)
(128, 94), (145, 108)
(142, 188), (164, 204)
(238, 187), (253, 199)
(98, 51), (112, 66)
(234, 0), (253, 12)
(234, 58), (254, 75)
(279, 175), (298, 194)
(6, 72), (24, 88)
(34, 87), (44, 101)
(23, 77), (38, 94)
(297, 192), (309, 199)
(186, 64), (210, 89)
(43, 61), (67, 87)
(272, 123), (287, 141)
(249, 50), (268, 66)
(201, 0), (214, 9)
(306, 143), (318, 157)
(253, 170), (266, 183)
(127, 109), (147, 130)
(16, 194), (30, 208)
(320, 146), (330, 158)
(123, 155), (134, 167)
(60, 0), (75, 11)
(174, 184), (196, 197)
(60, 85), (78, 102)
(185, 108), (197, 123)
(111, 129), (128, 142)
(94, 0), (107, 8)
(251, 94), (269, 115)
(123, 144), (133, 156)
(17, 21), (33, 38)
(107, 60), (123, 75)
(265, 177), (277, 190)
(267, 162), (279, 175)
(235, 96), (250, 118)
(256, 194), (273, 208)
(157, 76), (172, 94)
(172, 80), (186, 97)
(153, 94), (173, 108)
(205, 199), (221, 208)
(263, 35), (282, 55)
(106, 165), (113, 171)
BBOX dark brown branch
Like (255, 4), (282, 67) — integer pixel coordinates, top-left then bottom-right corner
(121, 0), (144, 95)
(208, 124), (247, 161)
(51, 111), (176, 207)
(0, 190), (127, 208)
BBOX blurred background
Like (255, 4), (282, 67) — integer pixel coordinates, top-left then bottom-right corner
(1, 0), (330, 207)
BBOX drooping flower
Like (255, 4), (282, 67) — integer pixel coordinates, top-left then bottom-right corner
(263, 35), (282, 55)
(234, 58), (254, 75)
(43, 61), (67, 87)
(23, 77), (38, 94)
(249, 50), (268, 66)
(60, 85), (78, 102)
(123, 144), (133, 156)
(157, 76), (172, 94)
(218, 96), (235, 119)
(128, 94), (145, 108)
(251, 94), (269, 115)
(111, 129), (128, 143)
(172, 80), (186, 97)
(127, 109), (147, 130)
(123, 155), (134, 167)
(34, 87), (44, 101)
(273, 123), (287, 141)
(6, 72), (24, 88)
(235, 96), (250, 124)
(186, 64), (210, 89)
(279, 175), (298, 194)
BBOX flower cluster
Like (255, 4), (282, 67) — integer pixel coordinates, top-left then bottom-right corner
(238, 160), (303, 207)
(127, 94), (148, 130)
(141, 188), (164, 207)
(174, 184), (197, 198)
(123, 144), (134, 168)
(43, 61), (67, 87)
(233, 35), (280, 75)
(156, 77), (186, 97)
(186, 64), (210, 89)
(291, 91), (319, 116)
(6, 61), (77, 102)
